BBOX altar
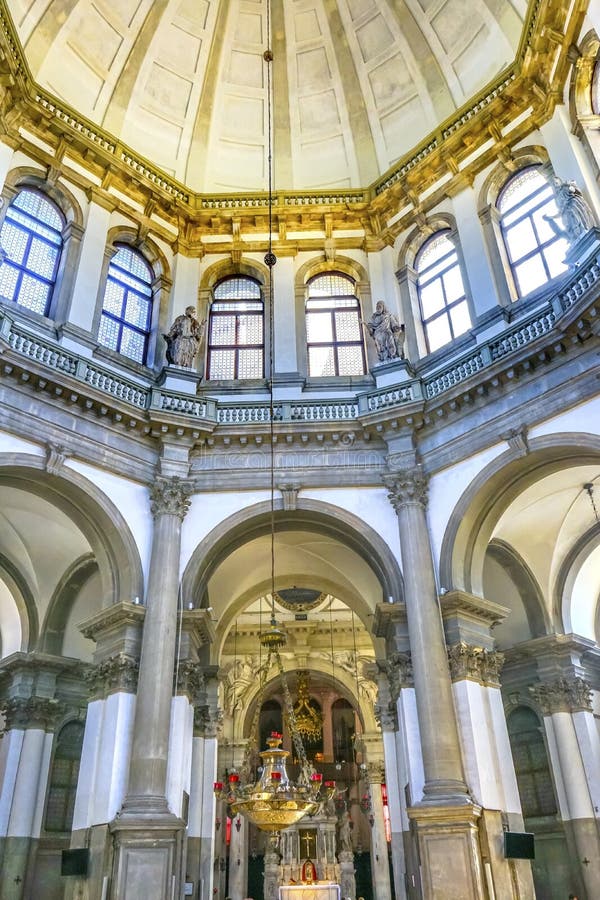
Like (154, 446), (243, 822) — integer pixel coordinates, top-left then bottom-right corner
(279, 883), (340, 900)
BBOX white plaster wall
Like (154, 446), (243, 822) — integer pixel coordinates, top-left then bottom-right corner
(300, 487), (401, 569)
(528, 395), (600, 439)
(62, 570), (103, 661)
(180, 490), (271, 575)
(567, 547), (600, 639)
(0, 432), (45, 456)
(170, 253), (201, 320)
(0, 576), (22, 658)
(68, 200), (110, 332)
(0, 142), (16, 189)
(65, 460), (152, 588)
(427, 444), (503, 572)
(166, 695), (194, 816)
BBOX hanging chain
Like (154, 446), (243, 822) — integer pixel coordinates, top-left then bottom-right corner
(274, 649), (313, 784)
(240, 652), (273, 781)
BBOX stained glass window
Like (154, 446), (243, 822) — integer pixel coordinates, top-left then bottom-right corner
(0, 189), (64, 316)
(207, 277), (264, 380)
(306, 273), (365, 377)
(498, 167), (568, 297)
(98, 245), (154, 364)
(416, 231), (471, 353)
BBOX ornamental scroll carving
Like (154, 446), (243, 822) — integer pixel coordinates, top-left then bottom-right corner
(383, 467), (428, 512)
(0, 696), (65, 733)
(149, 477), (192, 520)
(529, 677), (593, 714)
(84, 653), (139, 700)
(447, 642), (504, 687)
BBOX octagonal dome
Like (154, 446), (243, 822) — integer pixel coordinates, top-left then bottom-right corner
(8, 0), (525, 192)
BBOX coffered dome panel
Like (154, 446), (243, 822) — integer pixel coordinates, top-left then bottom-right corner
(8, 0), (525, 191)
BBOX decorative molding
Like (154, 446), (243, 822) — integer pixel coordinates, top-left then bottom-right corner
(365, 761), (386, 784)
(383, 467), (428, 512)
(374, 700), (398, 732)
(529, 677), (593, 714)
(447, 642), (504, 687)
(193, 704), (222, 738)
(45, 442), (68, 475)
(175, 660), (205, 703)
(499, 426), (530, 456)
(386, 652), (413, 697)
(278, 483), (301, 511)
(149, 477), (192, 520)
(0, 696), (65, 732)
(84, 653), (139, 700)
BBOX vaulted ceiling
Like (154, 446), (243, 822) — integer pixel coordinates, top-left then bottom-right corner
(7, 0), (525, 192)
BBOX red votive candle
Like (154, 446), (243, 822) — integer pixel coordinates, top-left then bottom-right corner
(310, 773), (323, 782)
(271, 772), (282, 781)
(271, 731), (282, 738)
(324, 780), (336, 788)
(213, 782), (223, 790)
(229, 774), (240, 783)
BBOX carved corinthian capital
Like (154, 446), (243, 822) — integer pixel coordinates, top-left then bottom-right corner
(383, 467), (428, 512)
(84, 653), (139, 700)
(447, 642), (504, 687)
(0, 696), (66, 732)
(150, 477), (192, 520)
(530, 677), (593, 714)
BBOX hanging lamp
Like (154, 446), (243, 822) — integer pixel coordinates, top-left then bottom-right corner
(214, 0), (334, 833)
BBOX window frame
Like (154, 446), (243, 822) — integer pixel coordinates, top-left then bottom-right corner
(415, 229), (472, 354)
(496, 165), (569, 299)
(305, 272), (366, 378)
(43, 719), (85, 835)
(97, 243), (155, 366)
(0, 187), (65, 318)
(206, 276), (265, 381)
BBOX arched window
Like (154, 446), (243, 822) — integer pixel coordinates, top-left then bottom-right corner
(207, 276), (264, 380)
(0, 188), (64, 316)
(416, 231), (471, 353)
(44, 720), (84, 833)
(306, 273), (365, 377)
(98, 245), (154, 364)
(497, 167), (568, 297)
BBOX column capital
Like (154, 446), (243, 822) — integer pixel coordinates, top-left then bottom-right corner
(365, 760), (386, 783)
(175, 660), (205, 703)
(374, 700), (398, 732)
(0, 696), (65, 732)
(383, 466), (428, 512)
(530, 676), (593, 714)
(386, 651), (413, 698)
(193, 703), (223, 738)
(150, 476), (192, 520)
(447, 642), (504, 687)
(85, 653), (139, 700)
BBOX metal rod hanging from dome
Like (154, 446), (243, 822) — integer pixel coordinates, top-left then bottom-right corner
(214, 0), (334, 832)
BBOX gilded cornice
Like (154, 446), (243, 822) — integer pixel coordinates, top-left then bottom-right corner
(0, 0), (587, 252)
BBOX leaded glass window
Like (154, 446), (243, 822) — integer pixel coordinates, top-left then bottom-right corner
(0, 188), (64, 316)
(498, 167), (569, 297)
(416, 231), (471, 353)
(44, 720), (84, 833)
(98, 245), (154, 364)
(207, 277), (264, 380)
(306, 273), (365, 377)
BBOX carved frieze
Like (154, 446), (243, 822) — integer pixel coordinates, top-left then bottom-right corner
(447, 642), (504, 687)
(529, 677), (593, 714)
(0, 696), (65, 732)
(85, 653), (139, 700)
(383, 467), (428, 512)
(149, 477), (192, 520)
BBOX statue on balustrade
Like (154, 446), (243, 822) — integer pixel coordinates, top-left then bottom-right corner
(364, 301), (405, 362)
(337, 815), (352, 854)
(545, 176), (595, 243)
(164, 305), (205, 368)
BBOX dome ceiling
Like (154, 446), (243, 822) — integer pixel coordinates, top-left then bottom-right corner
(7, 0), (525, 193)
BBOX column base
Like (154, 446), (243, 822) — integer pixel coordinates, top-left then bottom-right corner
(421, 779), (472, 804)
(408, 801), (484, 900)
(110, 802), (185, 900)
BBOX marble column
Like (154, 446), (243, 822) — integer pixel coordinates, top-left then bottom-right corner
(366, 761), (392, 900)
(187, 678), (220, 900)
(531, 677), (600, 900)
(0, 697), (61, 900)
(384, 466), (485, 900)
(228, 813), (248, 900)
(110, 476), (192, 900)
